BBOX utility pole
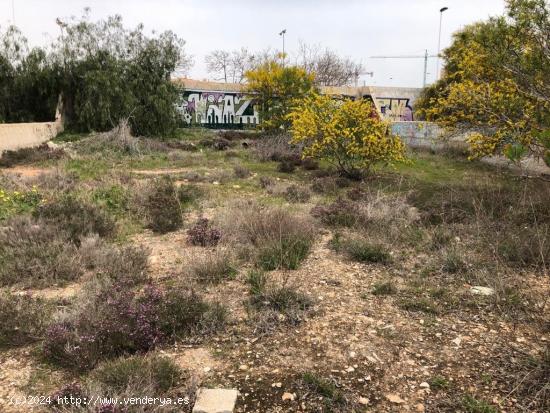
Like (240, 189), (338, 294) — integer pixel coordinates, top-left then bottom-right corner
(279, 29), (286, 67)
(370, 51), (437, 88)
(437, 7), (449, 81)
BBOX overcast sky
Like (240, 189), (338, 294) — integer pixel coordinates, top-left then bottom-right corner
(1, 0), (505, 88)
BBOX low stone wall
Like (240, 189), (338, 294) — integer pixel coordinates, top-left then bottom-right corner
(0, 119), (63, 153)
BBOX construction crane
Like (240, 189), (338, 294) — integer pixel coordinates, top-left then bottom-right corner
(369, 50), (438, 88)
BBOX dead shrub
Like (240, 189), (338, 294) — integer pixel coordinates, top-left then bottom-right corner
(252, 133), (300, 162)
(219, 201), (316, 270)
(310, 176), (341, 195)
(284, 185), (311, 203)
(0, 216), (82, 287)
(233, 165), (251, 179)
(79, 235), (149, 285)
(35, 195), (116, 244)
(259, 176), (274, 189)
(187, 249), (236, 284)
(277, 159), (296, 173)
(74, 119), (141, 155)
(0, 143), (65, 168)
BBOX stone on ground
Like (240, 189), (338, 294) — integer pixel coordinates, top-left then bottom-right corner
(192, 388), (238, 413)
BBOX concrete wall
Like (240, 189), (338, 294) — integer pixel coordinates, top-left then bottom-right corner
(0, 105), (63, 153)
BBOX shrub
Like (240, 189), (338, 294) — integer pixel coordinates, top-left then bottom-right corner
(0, 292), (52, 347)
(177, 184), (203, 206)
(79, 235), (149, 285)
(50, 355), (191, 412)
(233, 165), (251, 179)
(302, 372), (345, 405)
(145, 176), (184, 233)
(252, 133), (301, 162)
(0, 186), (42, 220)
(311, 198), (358, 227)
(218, 130), (251, 141)
(277, 159), (296, 173)
(89, 354), (185, 394)
(345, 238), (391, 264)
(0, 216), (82, 287)
(441, 249), (467, 274)
(43, 282), (225, 370)
(187, 250), (236, 284)
(247, 271), (313, 327)
(284, 185), (311, 203)
(158, 287), (227, 337)
(257, 237), (312, 270)
(289, 94), (406, 177)
(219, 202), (316, 271)
(259, 176), (274, 189)
(186, 218), (222, 247)
(35, 195), (116, 244)
(330, 233), (391, 264)
(310, 177), (340, 195)
(92, 185), (130, 216)
(497, 225), (550, 268)
(0, 143), (64, 168)
(372, 281), (398, 296)
(301, 158), (319, 170)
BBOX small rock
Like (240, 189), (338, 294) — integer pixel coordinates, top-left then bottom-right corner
(212, 181), (220, 185)
(452, 337), (462, 347)
(349, 351), (356, 358)
(346, 366), (355, 373)
(282, 392), (296, 402)
(470, 286), (494, 296)
(419, 382), (430, 389)
(415, 403), (425, 412)
(385, 393), (405, 404)
(192, 388), (239, 413)
(203, 367), (211, 373)
(359, 397), (369, 405)
(239, 364), (248, 371)
(271, 382), (282, 388)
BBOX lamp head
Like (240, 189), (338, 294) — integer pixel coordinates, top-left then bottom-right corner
(279, 29), (287, 36)
(440, 7), (449, 13)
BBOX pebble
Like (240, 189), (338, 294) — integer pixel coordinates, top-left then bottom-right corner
(282, 392), (296, 402)
(239, 364), (248, 371)
(419, 382), (430, 388)
(385, 393), (405, 404)
(359, 397), (369, 405)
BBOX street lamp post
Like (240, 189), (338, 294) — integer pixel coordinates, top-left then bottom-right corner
(436, 6), (448, 81)
(279, 29), (286, 66)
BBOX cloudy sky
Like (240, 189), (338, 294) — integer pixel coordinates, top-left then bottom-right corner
(1, 0), (505, 88)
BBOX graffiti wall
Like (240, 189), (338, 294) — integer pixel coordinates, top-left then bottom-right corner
(177, 91), (259, 127)
(376, 97), (414, 121)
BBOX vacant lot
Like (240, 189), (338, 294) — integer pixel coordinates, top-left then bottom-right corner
(0, 127), (548, 413)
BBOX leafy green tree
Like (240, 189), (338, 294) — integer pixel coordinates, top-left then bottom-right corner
(0, 26), (58, 123)
(245, 60), (316, 131)
(54, 12), (189, 136)
(416, 0), (550, 166)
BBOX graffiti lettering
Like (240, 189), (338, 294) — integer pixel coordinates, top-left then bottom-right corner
(376, 97), (414, 121)
(178, 91), (259, 127)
